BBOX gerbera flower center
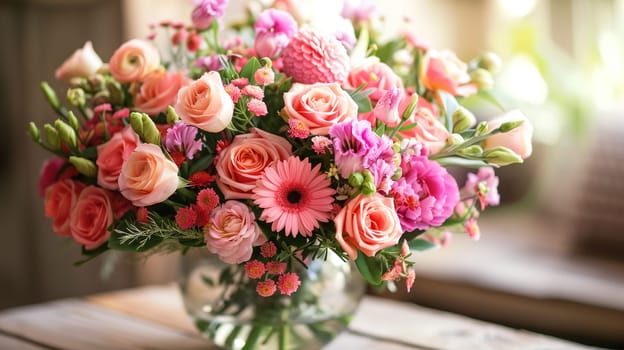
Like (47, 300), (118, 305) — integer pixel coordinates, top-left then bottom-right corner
(287, 190), (302, 204)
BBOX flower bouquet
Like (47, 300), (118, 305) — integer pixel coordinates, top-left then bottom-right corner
(30, 0), (533, 349)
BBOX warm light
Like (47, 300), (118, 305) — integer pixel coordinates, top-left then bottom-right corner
(498, 0), (537, 18)
(498, 55), (548, 105)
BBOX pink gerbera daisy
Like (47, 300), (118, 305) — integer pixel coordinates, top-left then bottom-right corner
(253, 156), (335, 237)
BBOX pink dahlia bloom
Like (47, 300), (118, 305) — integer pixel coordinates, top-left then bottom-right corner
(390, 155), (459, 231)
(281, 29), (350, 84)
(253, 156), (335, 237)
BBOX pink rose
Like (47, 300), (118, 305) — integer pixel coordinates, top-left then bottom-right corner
(119, 143), (179, 206)
(216, 128), (292, 199)
(282, 82), (358, 135)
(55, 41), (103, 81)
(108, 39), (160, 83)
(420, 49), (477, 96)
(343, 57), (403, 102)
(133, 70), (189, 115)
(44, 179), (85, 236)
(483, 110), (533, 159)
(399, 107), (449, 155)
(69, 186), (113, 249)
(96, 126), (141, 190)
(205, 200), (267, 264)
(334, 193), (403, 260)
(174, 71), (234, 132)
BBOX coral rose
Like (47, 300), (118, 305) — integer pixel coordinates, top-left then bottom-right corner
(96, 126), (141, 190)
(334, 193), (403, 260)
(174, 71), (234, 132)
(282, 82), (358, 135)
(398, 107), (449, 155)
(108, 39), (160, 83)
(55, 41), (103, 81)
(204, 200), (266, 264)
(38, 157), (78, 196)
(343, 57), (403, 103)
(134, 70), (188, 115)
(420, 49), (477, 96)
(118, 143), (179, 206)
(483, 110), (533, 159)
(69, 186), (114, 249)
(216, 128), (292, 199)
(44, 179), (85, 236)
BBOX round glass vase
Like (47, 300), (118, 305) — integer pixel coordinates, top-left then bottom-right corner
(179, 249), (365, 350)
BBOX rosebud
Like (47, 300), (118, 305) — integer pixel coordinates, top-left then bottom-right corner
(361, 181), (376, 196)
(87, 74), (105, 91)
(44, 123), (61, 151)
(105, 79), (124, 105)
(130, 112), (161, 145)
(482, 146), (523, 166)
(475, 121), (489, 136)
(166, 105), (180, 124)
(69, 156), (97, 177)
(498, 119), (524, 133)
(91, 90), (110, 106)
(458, 145), (483, 157)
(29, 122), (41, 142)
(40, 82), (61, 111)
(476, 52), (502, 74)
(470, 68), (494, 90)
(452, 106), (476, 133)
(54, 119), (77, 150)
(129, 112), (144, 136)
(391, 167), (402, 181)
(348, 172), (364, 187)
(67, 88), (86, 107)
(448, 133), (464, 145)
(67, 111), (80, 130)
(401, 94), (419, 120)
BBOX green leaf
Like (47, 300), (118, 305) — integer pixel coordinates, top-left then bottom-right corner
(347, 88), (374, 113)
(398, 122), (418, 132)
(437, 90), (459, 132)
(108, 220), (164, 252)
(355, 251), (383, 286)
(73, 243), (109, 266)
(201, 275), (215, 286)
(80, 146), (97, 159)
(375, 123), (385, 136)
(239, 57), (262, 84)
(408, 238), (437, 252)
(435, 156), (490, 168)
(188, 154), (215, 175)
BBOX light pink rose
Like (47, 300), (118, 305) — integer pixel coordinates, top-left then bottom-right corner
(96, 126), (141, 190)
(216, 128), (292, 199)
(420, 49), (477, 96)
(483, 110), (533, 159)
(70, 186), (113, 249)
(205, 200), (267, 264)
(334, 193), (403, 260)
(399, 107), (449, 155)
(343, 57), (403, 102)
(282, 82), (358, 135)
(108, 39), (160, 83)
(174, 71), (234, 132)
(118, 143), (179, 206)
(55, 41), (103, 82)
(44, 179), (85, 236)
(133, 70), (189, 115)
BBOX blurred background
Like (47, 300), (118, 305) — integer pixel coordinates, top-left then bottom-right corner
(1, 0), (624, 348)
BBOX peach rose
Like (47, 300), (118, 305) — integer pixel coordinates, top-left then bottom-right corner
(204, 200), (267, 264)
(69, 186), (113, 249)
(55, 41), (103, 81)
(44, 179), (85, 236)
(216, 128), (292, 199)
(334, 193), (403, 260)
(420, 49), (477, 96)
(484, 110), (533, 159)
(399, 107), (449, 155)
(343, 57), (403, 102)
(282, 82), (358, 135)
(174, 71), (234, 132)
(108, 39), (160, 83)
(96, 126), (141, 190)
(118, 143), (179, 206)
(134, 70), (189, 115)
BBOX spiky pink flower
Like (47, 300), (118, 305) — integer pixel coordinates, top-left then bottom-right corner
(247, 99), (268, 116)
(281, 29), (350, 84)
(253, 157), (335, 237)
(245, 260), (266, 279)
(136, 207), (149, 224)
(465, 217), (480, 240)
(277, 272), (301, 296)
(231, 77), (249, 87)
(254, 66), (275, 86)
(266, 261), (287, 275)
(224, 84), (241, 103)
(196, 188), (219, 211)
(175, 207), (197, 229)
(287, 119), (310, 139)
(260, 241), (277, 258)
(242, 85), (264, 100)
(256, 279), (277, 297)
(405, 270), (416, 293)
(311, 136), (333, 154)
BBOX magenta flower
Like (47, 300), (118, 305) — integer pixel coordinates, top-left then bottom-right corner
(254, 9), (297, 58)
(164, 122), (203, 159)
(192, 0), (228, 30)
(390, 155), (459, 231)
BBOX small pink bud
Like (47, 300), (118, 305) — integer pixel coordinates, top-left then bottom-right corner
(400, 240), (410, 257)
(373, 88), (402, 127)
(254, 66), (275, 86)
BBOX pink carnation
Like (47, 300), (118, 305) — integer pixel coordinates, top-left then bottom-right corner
(277, 272), (301, 296)
(281, 29), (350, 84)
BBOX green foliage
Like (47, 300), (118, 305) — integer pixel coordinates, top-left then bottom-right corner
(355, 251), (383, 286)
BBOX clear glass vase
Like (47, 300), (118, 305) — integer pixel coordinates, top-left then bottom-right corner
(179, 249), (365, 350)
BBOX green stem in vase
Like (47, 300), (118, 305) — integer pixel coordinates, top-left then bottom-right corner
(278, 324), (289, 350)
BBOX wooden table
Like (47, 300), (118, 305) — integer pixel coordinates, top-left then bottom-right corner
(0, 284), (599, 349)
